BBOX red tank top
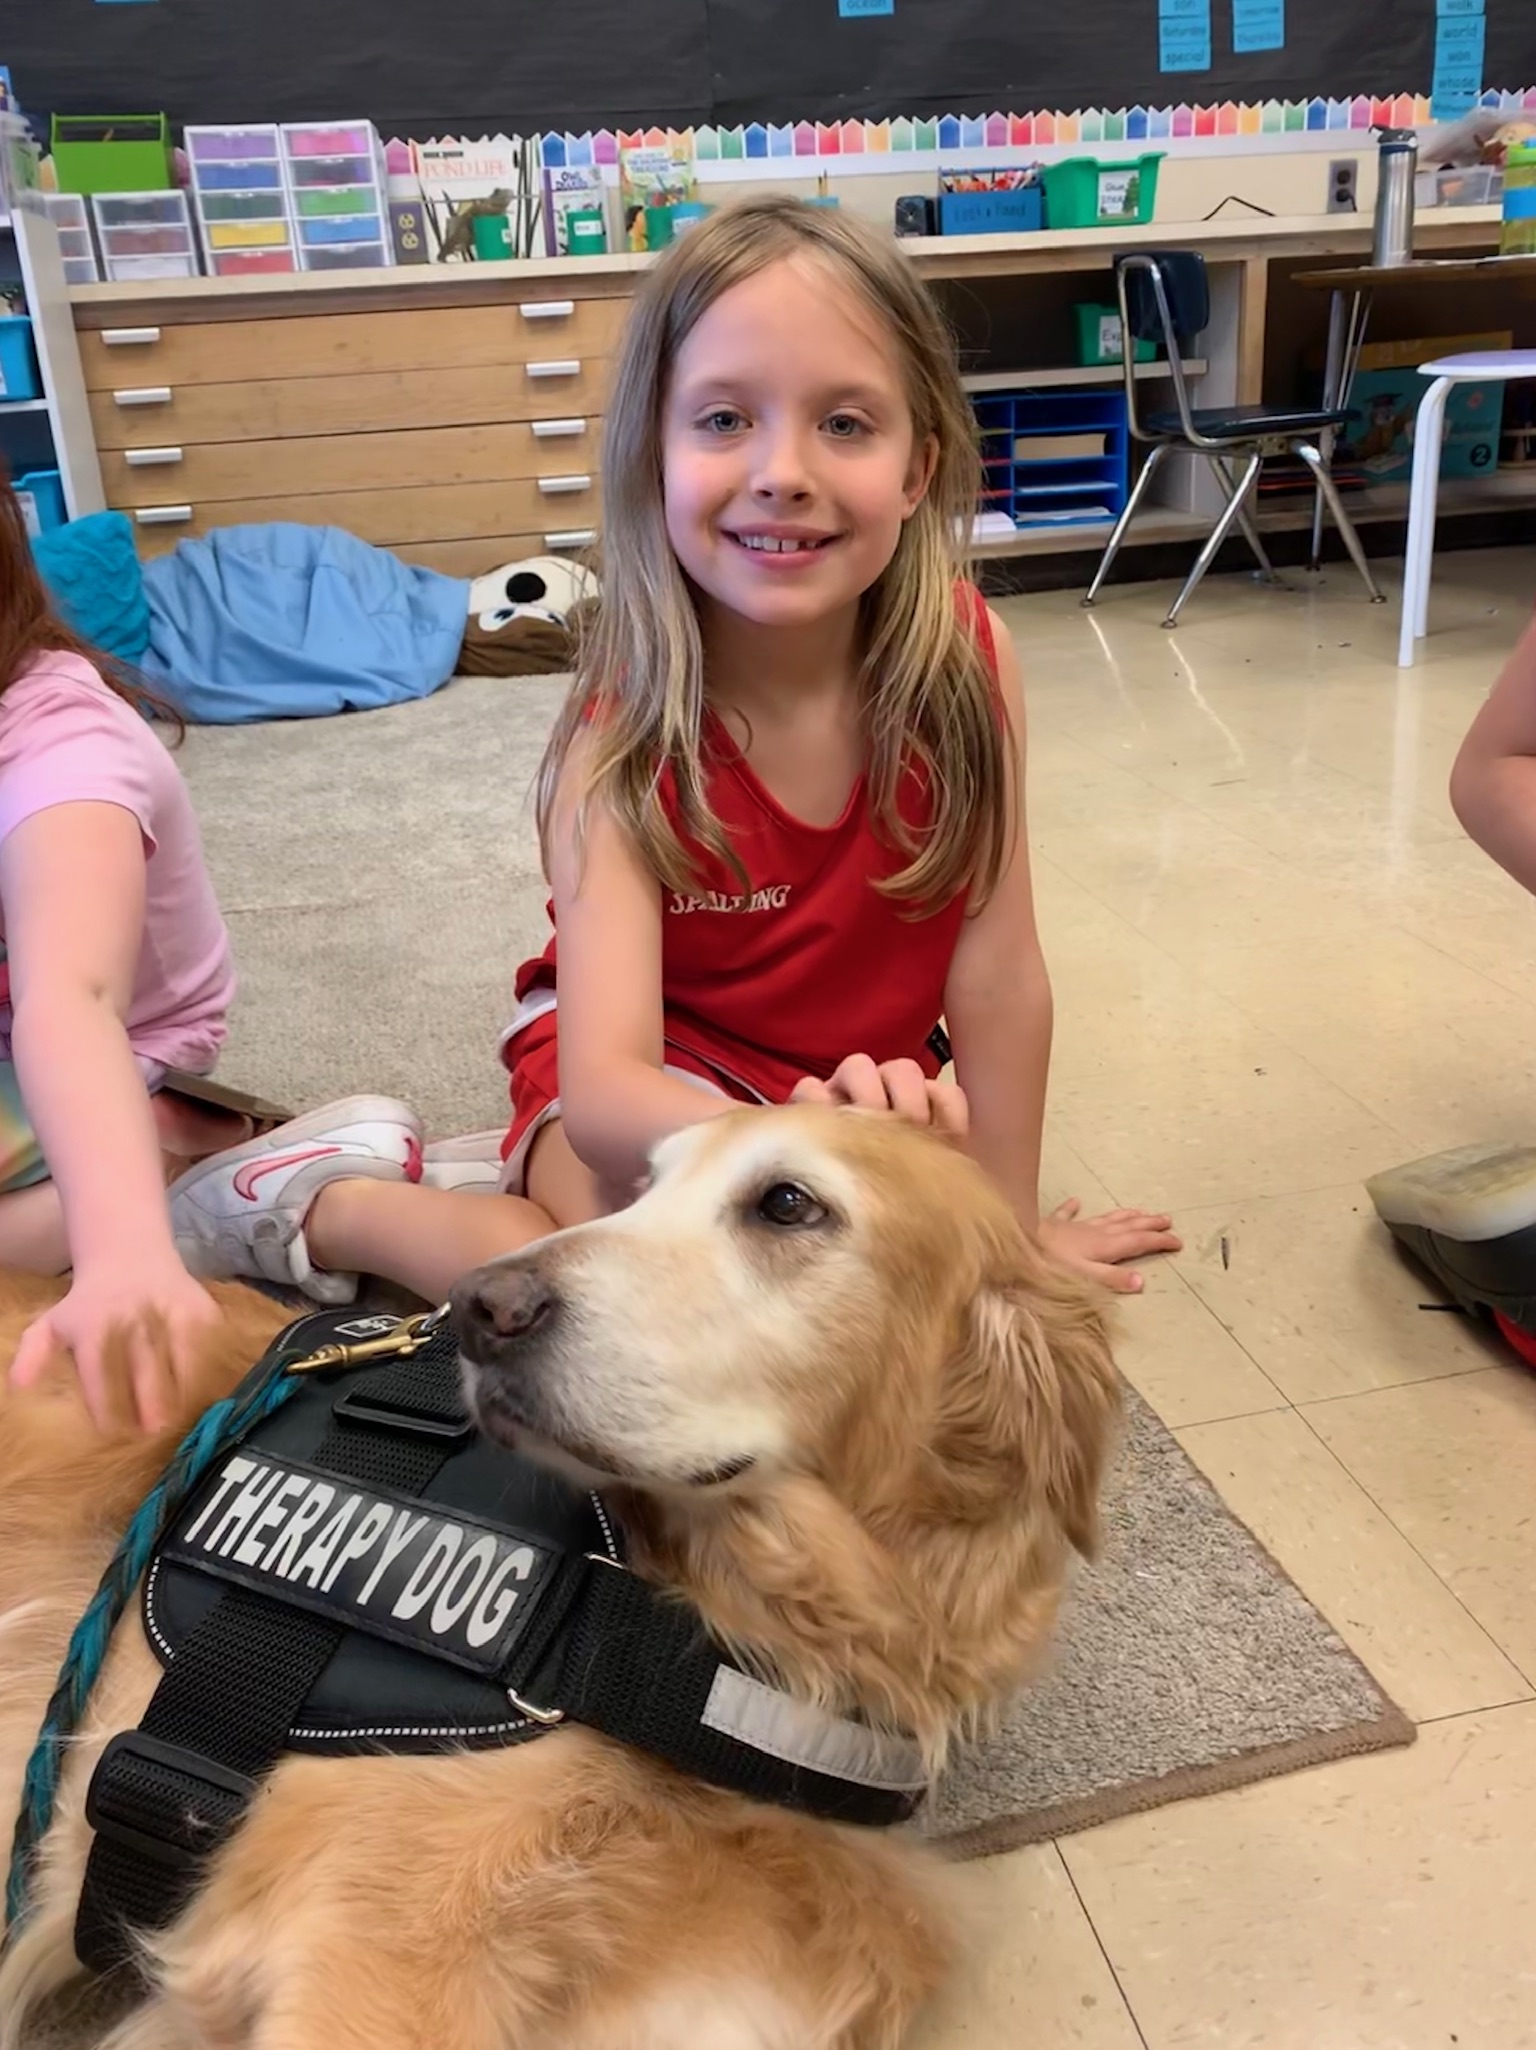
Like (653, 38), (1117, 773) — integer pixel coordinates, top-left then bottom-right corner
(510, 591), (997, 1105)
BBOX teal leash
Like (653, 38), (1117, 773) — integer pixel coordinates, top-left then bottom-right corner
(2, 1334), (314, 1944)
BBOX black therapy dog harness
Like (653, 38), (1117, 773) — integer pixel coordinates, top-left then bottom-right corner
(75, 1310), (927, 1972)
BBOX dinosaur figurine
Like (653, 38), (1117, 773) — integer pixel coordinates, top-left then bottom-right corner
(439, 189), (514, 263)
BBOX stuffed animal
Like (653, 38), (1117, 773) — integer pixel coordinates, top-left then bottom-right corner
(457, 554), (601, 676)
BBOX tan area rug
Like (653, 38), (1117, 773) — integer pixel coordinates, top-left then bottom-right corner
(924, 1386), (1412, 1855)
(169, 678), (1412, 1855)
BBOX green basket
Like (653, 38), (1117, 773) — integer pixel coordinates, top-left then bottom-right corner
(50, 114), (171, 196)
(1044, 154), (1163, 230)
(1075, 303), (1157, 367)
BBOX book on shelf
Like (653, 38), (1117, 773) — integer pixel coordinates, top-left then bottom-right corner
(543, 165), (610, 256)
(617, 141), (695, 253)
(1012, 432), (1108, 461)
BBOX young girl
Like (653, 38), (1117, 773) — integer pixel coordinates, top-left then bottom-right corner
(0, 476), (420, 1427)
(179, 197), (1178, 1303)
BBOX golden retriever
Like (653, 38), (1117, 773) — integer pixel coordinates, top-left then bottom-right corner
(0, 1106), (1117, 2050)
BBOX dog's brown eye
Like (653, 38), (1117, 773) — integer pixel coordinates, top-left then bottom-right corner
(756, 1182), (826, 1229)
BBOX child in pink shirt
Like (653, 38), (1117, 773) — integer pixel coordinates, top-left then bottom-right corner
(0, 477), (419, 1425)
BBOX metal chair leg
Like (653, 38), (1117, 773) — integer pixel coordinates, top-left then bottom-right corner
(1083, 443), (1168, 608)
(1310, 286), (1372, 570)
(1208, 454), (1280, 582)
(1294, 441), (1385, 605)
(1163, 450), (1263, 628)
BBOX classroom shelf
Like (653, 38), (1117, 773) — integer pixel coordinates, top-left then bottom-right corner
(962, 358), (1206, 393)
(0, 176), (107, 525)
(971, 466), (1536, 558)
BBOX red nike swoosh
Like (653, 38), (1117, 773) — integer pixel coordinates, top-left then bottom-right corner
(233, 1144), (346, 1203)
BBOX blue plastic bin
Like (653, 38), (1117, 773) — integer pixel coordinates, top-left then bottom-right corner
(14, 469), (67, 538)
(938, 184), (1044, 236)
(0, 318), (42, 403)
(972, 389), (1129, 532)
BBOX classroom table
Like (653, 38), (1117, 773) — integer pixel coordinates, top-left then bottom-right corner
(1293, 251), (1536, 565)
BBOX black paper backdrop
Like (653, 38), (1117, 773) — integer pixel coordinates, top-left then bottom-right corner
(8, 0), (1535, 136)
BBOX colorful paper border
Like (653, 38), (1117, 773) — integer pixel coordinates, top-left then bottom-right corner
(531, 88), (1536, 167)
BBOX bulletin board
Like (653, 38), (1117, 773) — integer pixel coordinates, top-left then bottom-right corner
(9, 0), (1535, 137)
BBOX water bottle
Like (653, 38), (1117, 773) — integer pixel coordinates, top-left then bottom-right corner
(1372, 127), (1418, 268)
(1502, 140), (1536, 256)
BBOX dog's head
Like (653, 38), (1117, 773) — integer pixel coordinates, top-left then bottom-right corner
(452, 1106), (1118, 1751)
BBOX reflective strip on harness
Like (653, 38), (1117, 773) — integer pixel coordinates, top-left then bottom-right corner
(701, 1668), (926, 1795)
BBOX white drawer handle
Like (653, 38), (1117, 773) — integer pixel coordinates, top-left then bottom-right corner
(520, 300), (575, 320)
(545, 528), (596, 548)
(125, 446), (183, 468)
(102, 327), (162, 347)
(531, 417), (588, 439)
(526, 359), (580, 379)
(133, 505), (193, 526)
(112, 387), (172, 407)
(537, 474), (592, 495)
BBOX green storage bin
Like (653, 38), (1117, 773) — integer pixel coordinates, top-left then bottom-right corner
(1044, 154), (1163, 230)
(1075, 303), (1156, 368)
(50, 115), (171, 195)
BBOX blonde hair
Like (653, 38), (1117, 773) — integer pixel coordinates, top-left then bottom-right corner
(537, 195), (1009, 911)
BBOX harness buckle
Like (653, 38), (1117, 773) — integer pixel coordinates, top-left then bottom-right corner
(84, 1732), (258, 1871)
(284, 1308), (441, 1376)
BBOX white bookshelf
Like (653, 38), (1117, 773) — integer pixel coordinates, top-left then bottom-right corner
(2, 196), (106, 522)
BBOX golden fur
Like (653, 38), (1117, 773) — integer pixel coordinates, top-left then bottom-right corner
(0, 1108), (1117, 2049)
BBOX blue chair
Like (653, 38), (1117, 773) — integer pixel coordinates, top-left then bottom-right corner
(1083, 250), (1385, 628)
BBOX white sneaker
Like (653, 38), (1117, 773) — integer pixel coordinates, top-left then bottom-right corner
(169, 1096), (423, 1306)
(421, 1131), (506, 1196)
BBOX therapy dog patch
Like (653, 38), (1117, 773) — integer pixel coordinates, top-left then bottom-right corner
(162, 1452), (559, 1676)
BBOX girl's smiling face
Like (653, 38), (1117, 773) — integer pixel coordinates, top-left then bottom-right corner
(661, 255), (936, 632)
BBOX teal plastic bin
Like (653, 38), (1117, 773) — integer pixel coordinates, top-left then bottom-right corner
(1044, 155), (1163, 229)
(0, 316), (41, 402)
(14, 470), (67, 538)
(1076, 303), (1156, 367)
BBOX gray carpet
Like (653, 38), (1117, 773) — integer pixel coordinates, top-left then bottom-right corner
(174, 677), (1412, 1856)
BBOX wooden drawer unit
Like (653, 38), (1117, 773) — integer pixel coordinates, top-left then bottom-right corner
(91, 362), (610, 448)
(124, 475), (602, 553)
(79, 297), (626, 389)
(375, 530), (600, 577)
(77, 276), (630, 568)
(102, 420), (603, 506)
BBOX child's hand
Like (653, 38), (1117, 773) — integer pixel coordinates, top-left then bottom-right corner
(791, 1055), (969, 1137)
(9, 1258), (224, 1431)
(1040, 1197), (1182, 1294)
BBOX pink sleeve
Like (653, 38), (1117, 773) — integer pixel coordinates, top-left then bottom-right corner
(0, 681), (157, 855)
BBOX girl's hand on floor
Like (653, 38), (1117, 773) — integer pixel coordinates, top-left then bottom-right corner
(1040, 1197), (1183, 1295)
(791, 1055), (970, 1138)
(9, 1258), (224, 1431)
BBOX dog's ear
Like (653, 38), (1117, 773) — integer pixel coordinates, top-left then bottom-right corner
(933, 1245), (1119, 1555)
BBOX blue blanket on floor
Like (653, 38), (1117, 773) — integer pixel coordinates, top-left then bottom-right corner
(139, 524), (470, 723)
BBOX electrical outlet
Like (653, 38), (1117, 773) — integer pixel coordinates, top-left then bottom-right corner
(1327, 159), (1359, 214)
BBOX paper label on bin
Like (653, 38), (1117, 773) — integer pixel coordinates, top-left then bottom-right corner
(1097, 171), (1136, 220)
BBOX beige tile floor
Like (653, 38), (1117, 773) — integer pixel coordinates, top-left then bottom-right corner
(914, 545), (1536, 2049)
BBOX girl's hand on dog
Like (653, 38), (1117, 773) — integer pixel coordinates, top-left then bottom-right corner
(9, 1258), (223, 1431)
(1040, 1197), (1183, 1295)
(791, 1055), (969, 1137)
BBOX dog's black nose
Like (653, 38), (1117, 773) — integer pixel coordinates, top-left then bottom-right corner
(450, 1264), (559, 1354)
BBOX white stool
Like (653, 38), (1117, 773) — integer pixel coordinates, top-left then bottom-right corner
(1399, 349), (1536, 667)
